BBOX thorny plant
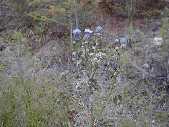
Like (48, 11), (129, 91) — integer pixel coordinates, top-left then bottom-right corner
(69, 26), (127, 126)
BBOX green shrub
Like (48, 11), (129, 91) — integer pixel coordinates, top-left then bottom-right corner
(119, 119), (136, 127)
(0, 77), (72, 127)
(155, 112), (169, 124)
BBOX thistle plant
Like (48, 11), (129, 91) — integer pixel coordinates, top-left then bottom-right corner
(70, 23), (128, 126)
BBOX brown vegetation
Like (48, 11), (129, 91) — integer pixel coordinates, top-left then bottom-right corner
(96, 0), (168, 17)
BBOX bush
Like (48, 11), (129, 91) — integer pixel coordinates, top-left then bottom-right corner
(0, 77), (73, 127)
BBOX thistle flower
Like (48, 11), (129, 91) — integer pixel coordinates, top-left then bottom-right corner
(73, 28), (81, 41)
(115, 36), (131, 48)
(119, 36), (128, 45)
(83, 28), (93, 40)
(95, 25), (103, 35)
(153, 37), (163, 46)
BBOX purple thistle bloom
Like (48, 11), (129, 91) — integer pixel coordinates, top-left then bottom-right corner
(83, 28), (93, 40)
(73, 28), (81, 41)
(114, 35), (132, 48)
(95, 25), (103, 33)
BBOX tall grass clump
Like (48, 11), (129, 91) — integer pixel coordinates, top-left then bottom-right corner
(0, 77), (73, 127)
